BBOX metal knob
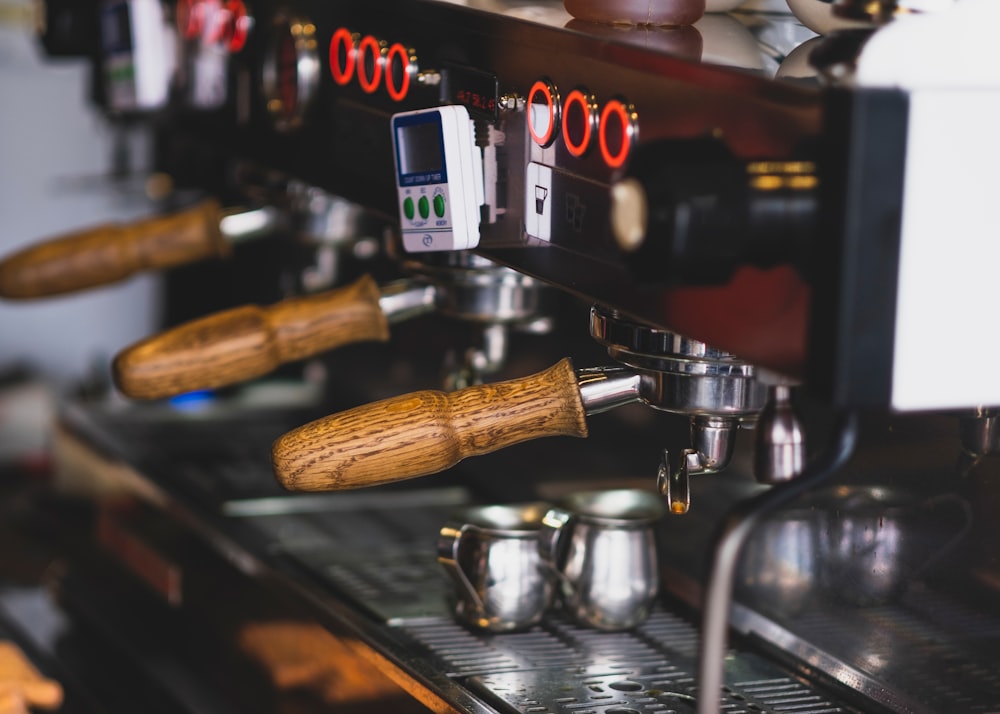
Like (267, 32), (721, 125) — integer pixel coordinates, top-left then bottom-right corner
(753, 384), (806, 484)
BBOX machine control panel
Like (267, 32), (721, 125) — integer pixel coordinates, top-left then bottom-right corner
(391, 105), (485, 252)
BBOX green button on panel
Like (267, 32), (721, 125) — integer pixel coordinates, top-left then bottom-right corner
(433, 194), (446, 218)
(418, 196), (430, 219)
(403, 197), (415, 220)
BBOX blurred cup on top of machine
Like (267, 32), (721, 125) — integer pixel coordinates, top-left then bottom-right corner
(539, 489), (666, 631)
(437, 502), (555, 632)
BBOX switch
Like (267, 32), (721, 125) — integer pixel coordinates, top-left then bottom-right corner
(525, 162), (553, 242)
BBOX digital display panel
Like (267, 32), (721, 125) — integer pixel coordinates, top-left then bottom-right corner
(397, 120), (444, 176)
(101, 1), (133, 54)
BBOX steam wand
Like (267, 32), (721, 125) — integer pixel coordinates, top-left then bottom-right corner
(695, 412), (858, 714)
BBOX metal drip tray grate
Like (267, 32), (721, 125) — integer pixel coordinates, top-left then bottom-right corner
(245, 496), (469, 623)
(468, 669), (850, 714)
(254, 504), (859, 714)
(59, 406), (1000, 713)
(402, 611), (856, 714)
(748, 587), (1000, 713)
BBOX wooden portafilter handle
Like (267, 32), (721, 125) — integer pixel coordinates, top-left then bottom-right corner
(0, 199), (229, 299)
(113, 274), (391, 399)
(273, 358), (589, 492)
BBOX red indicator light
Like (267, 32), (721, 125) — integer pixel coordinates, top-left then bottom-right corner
(562, 88), (595, 158)
(599, 99), (636, 169)
(225, 1), (250, 53)
(385, 43), (412, 102)
(357, 35), (384, 94)
(206, 0), (250, 53)
(527, 79), (559, 147)
(329, 27), (356, 86)
(455, 89), (496, 115)
(176, 0), (205, 39)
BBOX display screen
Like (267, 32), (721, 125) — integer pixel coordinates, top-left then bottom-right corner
(101, 1), (133, 54)
(396, 120), (444, 177)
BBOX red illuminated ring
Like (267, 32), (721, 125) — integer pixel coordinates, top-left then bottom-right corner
(599, 99), (636, 169)
(527, 79), (559, 147)
(329, 27), (356, 86)
(385, 43), (413, 102)
(357, 35), (384, 94)
(561, 89), (596, 158)
(225, 0), (250, 53)
(176, 0), (203, 40)
(207, 0), (250, 52)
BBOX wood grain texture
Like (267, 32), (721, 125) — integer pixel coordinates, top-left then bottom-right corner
(0, 641), (63, 711)
(113, 274), (389, 399)
(272, 358), (589, 492)
(0, 199), (227, 299)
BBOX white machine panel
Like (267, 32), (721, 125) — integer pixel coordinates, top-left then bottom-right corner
(857, 0), (1000, 410)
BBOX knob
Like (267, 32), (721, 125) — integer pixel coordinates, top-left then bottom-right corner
(272, 358), (589, 492)
(112, 274), (432, 400)
(959, 408), (1000, 458)
(753, 384), (806, 483)
(0, 200), (234, 299)
(610, 138), (818, 285)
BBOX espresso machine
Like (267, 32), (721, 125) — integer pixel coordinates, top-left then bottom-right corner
(4, 1), (1000, 713)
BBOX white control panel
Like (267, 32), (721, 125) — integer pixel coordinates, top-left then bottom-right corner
(391, 105), (484, 252)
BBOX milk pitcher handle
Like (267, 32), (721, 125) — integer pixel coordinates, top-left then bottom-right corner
(437, 522), (486, 614)
(538, 507), (574, 596)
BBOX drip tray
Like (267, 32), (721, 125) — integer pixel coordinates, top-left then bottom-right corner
(468, 666), (849, 714)
(264, 506), (862, 714)
(402, 609), (857, 714)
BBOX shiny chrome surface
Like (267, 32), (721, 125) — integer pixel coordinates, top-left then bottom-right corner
(658, 448), (696, 514)
(753, 384), (806, 484)
(817, 488), (970, 606)
(690, 415), (739, 472)
(410, 254), (553, 326)
(590, 305), (767, 416)
(539, 489), (665, 631)
(959, 407), (1000, 457)
(217, 205), (282, 242)
(591, 305), (753, 371)
(377, 279), (438, 323)
(577, 366), (642, 415)
(589, 305), (769, 513)
(437, 502), (555, 632)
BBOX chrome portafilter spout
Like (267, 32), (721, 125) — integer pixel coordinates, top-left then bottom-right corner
(590, 305), (776, 513)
